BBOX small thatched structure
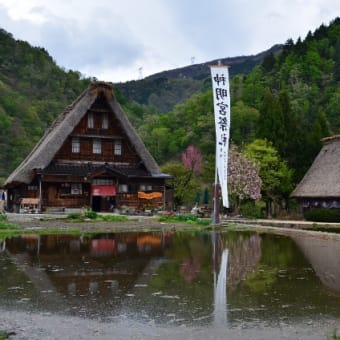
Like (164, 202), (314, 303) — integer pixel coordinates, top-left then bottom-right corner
(291, 135), (340, 210)
(5, 82), (172, 213)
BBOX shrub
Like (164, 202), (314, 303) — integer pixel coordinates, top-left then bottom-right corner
(240, 200), (265, 219)
(84, 210), (98, 219)
(304, 208), (340, 222)
(158, 214), (210, 226)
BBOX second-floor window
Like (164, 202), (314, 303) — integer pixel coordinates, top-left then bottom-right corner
(88, 112), (94, 128)
(72, 137), (80, 153)
(118, 184), (128, 193)
(102, 113), (108, 129)
(114, 140), (122, 156)
(93, 139), (101, 154)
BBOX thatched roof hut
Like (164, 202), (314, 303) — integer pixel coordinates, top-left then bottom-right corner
(5, 82), (162, 187)
(291, 135), (340, 199)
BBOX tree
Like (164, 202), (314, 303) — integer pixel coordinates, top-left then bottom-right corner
(182, 145), (202, 175)
(334, 39), (340, 81)
(230, 101), (259, 145)
(245, 139), (294, 217)
(161, 162), (197, 209)
(257, 89), (285, 153)
(227, 145), (262, 213)
(262, 52), (276, 72)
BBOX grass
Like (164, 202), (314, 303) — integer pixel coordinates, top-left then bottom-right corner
(157, 213), (211, 226)
(329, 329), (340, 340)
(66, 211), (129, 223)
(0, 330), (16, 339)
(0, 214), (17, 230)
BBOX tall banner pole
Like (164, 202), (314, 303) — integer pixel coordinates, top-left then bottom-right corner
(210, 65), (231, 224)
(212, 165), (220, 224)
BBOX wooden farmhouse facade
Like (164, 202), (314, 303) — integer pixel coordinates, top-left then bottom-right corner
(291, 135), (340, 211)
(5, 82), (172, 213)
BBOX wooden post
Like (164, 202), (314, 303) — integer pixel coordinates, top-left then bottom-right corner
(212, 167), (220, 224)
(38, 176), (42, 213)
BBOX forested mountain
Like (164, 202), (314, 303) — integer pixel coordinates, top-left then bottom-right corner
(116, 44), (282, 112)
(0, 27), (275, 182)
(0, 28), (92, 181)
(134, 17), (340, 186)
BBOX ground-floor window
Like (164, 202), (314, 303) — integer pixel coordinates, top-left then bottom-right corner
(60, 183), (82, 195)
(118, 184), (128, 193)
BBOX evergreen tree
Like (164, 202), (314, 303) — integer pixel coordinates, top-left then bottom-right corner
(278, 90), (299, 161)
(262, 53), (276, 72)
(257, 89), (285, 153)
(334, 39), (340, 81)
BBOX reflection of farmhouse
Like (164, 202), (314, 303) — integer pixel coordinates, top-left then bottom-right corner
(5, 232), (172, 316)
(5, 82), (172, 213)
(291, 136), (340, 212)
(292, 234), (340, 293)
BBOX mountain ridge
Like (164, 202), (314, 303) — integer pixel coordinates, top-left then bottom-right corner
(115, 44), (282, 112)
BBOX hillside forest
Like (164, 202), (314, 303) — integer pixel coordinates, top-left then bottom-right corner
(1, 18), (340, 217)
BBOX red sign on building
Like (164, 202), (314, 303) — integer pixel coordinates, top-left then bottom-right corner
(91, 185), (116, 196)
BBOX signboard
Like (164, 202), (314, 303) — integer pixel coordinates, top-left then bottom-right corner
(91, 185), (116, 196)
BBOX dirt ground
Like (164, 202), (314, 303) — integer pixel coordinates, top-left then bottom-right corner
(3, 212), (198, 232)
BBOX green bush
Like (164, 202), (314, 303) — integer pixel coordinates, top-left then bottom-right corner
(240, 200), (265, 219)
(158, 214), (210, 226)
(304, 208), (340, 222)
(84, 210), (98, 219)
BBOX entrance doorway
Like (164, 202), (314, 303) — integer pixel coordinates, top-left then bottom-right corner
(92, 196), (102, 212)
(92, 196), (116, 212)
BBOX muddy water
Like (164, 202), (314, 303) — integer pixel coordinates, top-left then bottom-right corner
(1, 229), (340, 339)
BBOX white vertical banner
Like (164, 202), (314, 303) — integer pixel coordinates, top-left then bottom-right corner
(211, 66), (230, 208)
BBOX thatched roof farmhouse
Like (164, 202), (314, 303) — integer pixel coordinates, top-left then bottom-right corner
(5, 82), (171, 213)
(291, 135), (340, 210)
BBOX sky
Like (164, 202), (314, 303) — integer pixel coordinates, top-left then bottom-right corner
(0, 0), (339, 83)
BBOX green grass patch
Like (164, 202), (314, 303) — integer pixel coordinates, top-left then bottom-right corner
(329, 328), (340, 340)
(0, 330), (15, 339)
(66, 211), (129, 223)
(99, 214), (128, 222)
(0, 214), (18, 230)
(158, 214), (211, 226)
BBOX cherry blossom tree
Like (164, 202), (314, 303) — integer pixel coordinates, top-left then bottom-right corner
(182, 145), (202, 175)
(228, 145), (262, 213)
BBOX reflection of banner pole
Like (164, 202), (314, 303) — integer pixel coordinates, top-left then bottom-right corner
(210, 65), (231, 211)
(214, 248), (228, 326)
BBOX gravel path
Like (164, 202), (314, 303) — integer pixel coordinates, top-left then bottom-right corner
(1, 309), (339, 340)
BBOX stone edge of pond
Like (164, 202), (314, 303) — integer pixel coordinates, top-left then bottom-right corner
(222, 218), (340, 240)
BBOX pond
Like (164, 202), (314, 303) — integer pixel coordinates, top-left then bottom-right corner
(1, 228), (340, 339)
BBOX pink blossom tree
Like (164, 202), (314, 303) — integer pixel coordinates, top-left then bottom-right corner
(228, 145), (262, 213)
(182, 145), (202, 175)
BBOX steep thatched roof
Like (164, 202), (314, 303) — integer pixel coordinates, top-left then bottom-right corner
(291, 135), (340, 198)
(5, 82), (162, 186)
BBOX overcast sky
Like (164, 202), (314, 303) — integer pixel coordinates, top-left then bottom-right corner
(0, 0), (339, 82)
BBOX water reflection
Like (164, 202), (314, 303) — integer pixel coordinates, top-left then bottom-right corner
(292, 235), (340, 293)
(1, 229), (340, 328)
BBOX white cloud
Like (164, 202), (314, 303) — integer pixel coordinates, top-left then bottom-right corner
(0, 0), (339, 81)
